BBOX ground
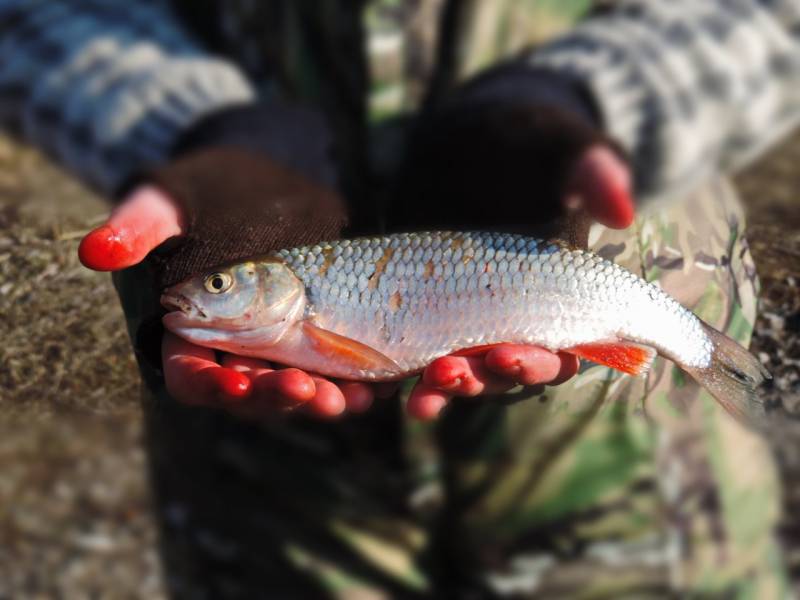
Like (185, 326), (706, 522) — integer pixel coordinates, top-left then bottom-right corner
(0, 131), (798, 597)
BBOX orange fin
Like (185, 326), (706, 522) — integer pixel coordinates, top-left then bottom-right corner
(566, 341), (656, 376)
(302, 322), (400, 373)
(452, 343), (506, 357)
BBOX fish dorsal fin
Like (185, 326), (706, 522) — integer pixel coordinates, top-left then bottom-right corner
(302, 322), (400, 373)
(566, 341), (657, 376)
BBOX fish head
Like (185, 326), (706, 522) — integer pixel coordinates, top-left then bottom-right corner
(160, 260), (306, 353)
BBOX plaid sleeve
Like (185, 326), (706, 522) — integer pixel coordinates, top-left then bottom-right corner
(528, 0), (800, 204)
(0, 0), (256, 195)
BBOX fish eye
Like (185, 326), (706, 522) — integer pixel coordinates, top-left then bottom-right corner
(204, 272), (233, 294)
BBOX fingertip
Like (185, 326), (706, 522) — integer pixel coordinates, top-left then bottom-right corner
(202, 366), (251, 403)
(422, 357), (463, 390)
(485, 345), (563, 386)
(340, 382), (374, 414)
(550, 352), (580, 386)
(78, 225), (134, 271)
(308, 378), (346, 418)
(484, 346), (522, 377)
(407, 384), (449, 420)
(270, 368), (316, 404)
(574, 145), (635, 230)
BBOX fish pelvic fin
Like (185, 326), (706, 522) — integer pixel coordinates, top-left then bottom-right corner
(302, 322), (400, 374)
(565, 341), (657, 376)
(682, 321), (770, 427)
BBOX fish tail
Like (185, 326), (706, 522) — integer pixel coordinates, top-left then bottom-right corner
(682, 321), (770, 426)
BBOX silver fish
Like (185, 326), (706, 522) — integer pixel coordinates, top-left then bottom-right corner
(161, 231), (769, 422)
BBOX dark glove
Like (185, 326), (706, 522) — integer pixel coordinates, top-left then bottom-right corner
(390, 65), (627, 247)
(137, 103), (348, 289)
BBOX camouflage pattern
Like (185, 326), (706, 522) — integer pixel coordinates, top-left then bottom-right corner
(114, 1), (788, 598)
(427, 178), (787, 598)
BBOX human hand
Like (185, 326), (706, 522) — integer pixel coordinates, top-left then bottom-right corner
(391, 66), (634, 236)
(389, 66), (636, 416)
(80, 183), (382, 418)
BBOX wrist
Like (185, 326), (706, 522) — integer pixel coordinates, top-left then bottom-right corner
(449, 64), (602, 129)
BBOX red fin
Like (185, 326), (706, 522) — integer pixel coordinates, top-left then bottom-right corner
(302, 322), (400, 373)
(452, 343), (506, 357)
(566, 341), (656, 376)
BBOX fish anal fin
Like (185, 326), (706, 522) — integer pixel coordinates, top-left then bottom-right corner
(302, 322), (400, 373)
(566, 341), (657, 376)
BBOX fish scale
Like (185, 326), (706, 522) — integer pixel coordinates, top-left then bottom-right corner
(276, 231), (713, 374)
(163, 230), (770, 423)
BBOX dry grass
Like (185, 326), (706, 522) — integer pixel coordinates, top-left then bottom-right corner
(0, 136), (162, 598)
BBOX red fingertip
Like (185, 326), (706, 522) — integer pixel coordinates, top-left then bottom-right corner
(340, 382), (373, 414)
(551, 352), (581, 386)
(592, 185), (634, 229)
(423, 358), (464, 389)
(258, 368), (316, 404)
(484, 347), (522, 376)
(407, 385), (449, 421)
(573, 146), (635, 230)
(485, 345), (563, 386)
(78, 225), (134, 271)
(308, 378), (346, 418)
(202, 367), (250, 403)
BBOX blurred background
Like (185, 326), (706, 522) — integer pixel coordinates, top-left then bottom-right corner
(0, 129), (797, 597)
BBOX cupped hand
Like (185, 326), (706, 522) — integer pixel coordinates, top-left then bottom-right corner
(407, 346), (581, 420)
(79, 186), (379, 418)
(162, 331), (385, 418)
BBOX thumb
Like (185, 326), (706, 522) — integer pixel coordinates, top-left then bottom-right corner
(78, 185), (185, 271)
(568, 145), (634, 230)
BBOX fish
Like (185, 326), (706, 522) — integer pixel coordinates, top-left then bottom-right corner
(161, 231), (770, 423)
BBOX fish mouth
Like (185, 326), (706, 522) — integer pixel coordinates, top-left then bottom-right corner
(160, 293), (207, 320)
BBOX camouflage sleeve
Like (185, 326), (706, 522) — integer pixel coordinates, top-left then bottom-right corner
(0, 0), (255, 195)
(527, 0), (800, 205)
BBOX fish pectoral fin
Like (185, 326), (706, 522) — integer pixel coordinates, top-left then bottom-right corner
(302, 322), (400, 373)
(565, 340), (657, 376)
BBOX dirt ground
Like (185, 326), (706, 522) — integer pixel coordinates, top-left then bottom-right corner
(0, 130), (798, 597)
(0, 136), (161, 599)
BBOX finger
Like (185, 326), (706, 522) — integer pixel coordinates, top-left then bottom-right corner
(422, 355), (516, 397)
(79, 185), (185, 271)
(220, 354), (316, 410)
(550, 352), (581, 386)
(406, 381), (450, 420)
(338, 382), (374, 414)
(484, 345), (570, 386)
(162, 333), (250, 405)
(568, 145), (634, 229)
(254, 369), (317, 409)
(307, 377), (347, 418)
